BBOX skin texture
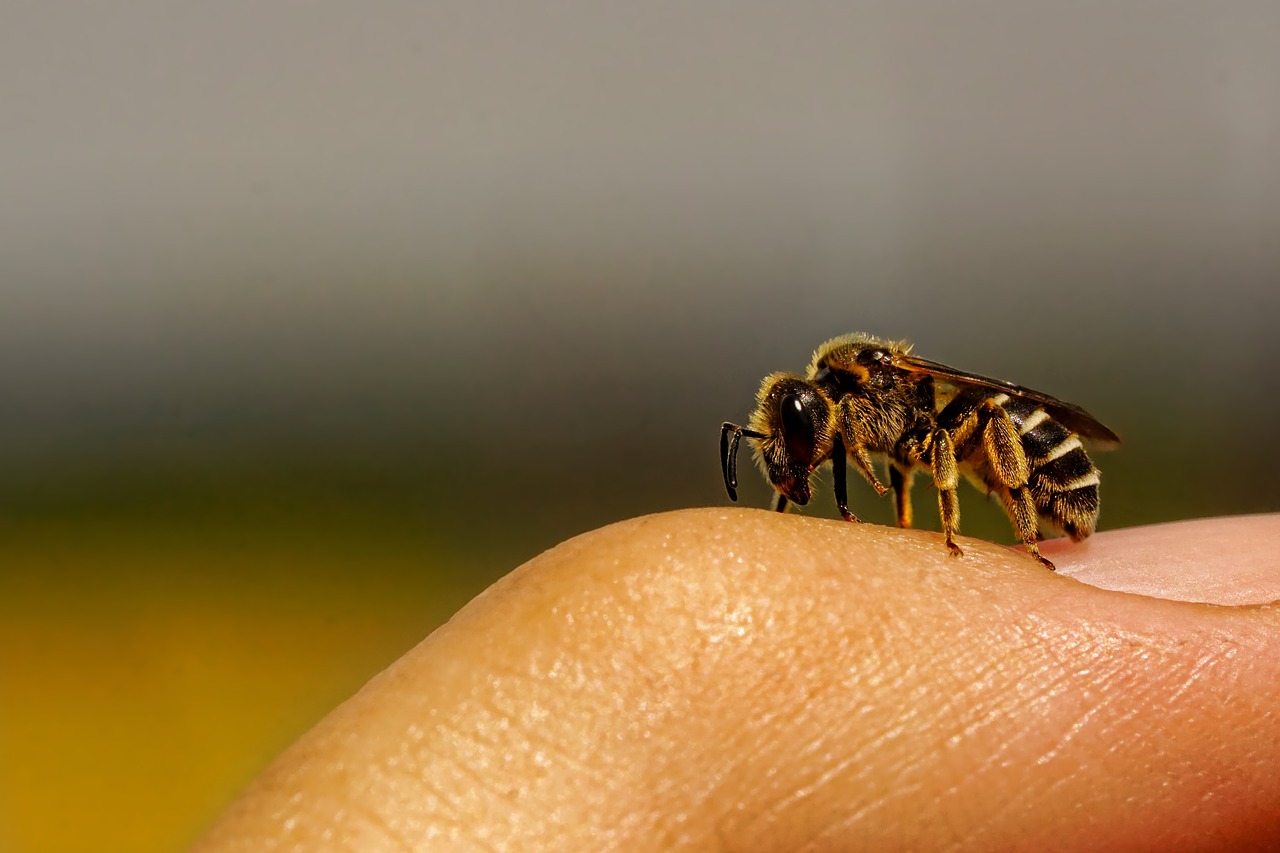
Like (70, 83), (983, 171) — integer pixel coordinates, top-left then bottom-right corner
(196, 511), (1280, 852)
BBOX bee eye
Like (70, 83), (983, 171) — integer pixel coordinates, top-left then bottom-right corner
(779, 393), (815, 465)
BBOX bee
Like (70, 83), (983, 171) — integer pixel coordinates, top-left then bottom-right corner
(719, 333), (1120, 569)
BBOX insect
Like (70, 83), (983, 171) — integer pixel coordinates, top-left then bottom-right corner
(719, 333), (1120, 569)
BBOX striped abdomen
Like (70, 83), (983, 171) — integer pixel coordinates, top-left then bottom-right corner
(998, 395), (1100, 540)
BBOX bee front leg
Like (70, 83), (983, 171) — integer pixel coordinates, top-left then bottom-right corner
(930, 430), (963, 557)
(831, 435), (861, 523)
(847, 441), (890, 497)
(838, 401), (890, 497)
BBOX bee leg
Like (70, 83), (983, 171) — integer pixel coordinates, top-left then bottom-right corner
(889, 464), (913, 528)
(831, 435), (861, 522)
(848, 441), (890, 497)
(1008, 487), (1055, 570)
(772, 492), (790, 513)
(930, 430), (963, 557)
(980, 403), (1030, 490)
(980, 405), (1054, 570)
(837, 402), (890, 496)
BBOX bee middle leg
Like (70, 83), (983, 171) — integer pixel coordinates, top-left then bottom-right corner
(929, 430), (963, 557)
(889, 463), (913, 528)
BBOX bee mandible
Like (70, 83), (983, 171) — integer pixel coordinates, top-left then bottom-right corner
(720, 333), (1120, 569)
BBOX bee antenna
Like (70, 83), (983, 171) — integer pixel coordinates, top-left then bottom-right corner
(720, 422), (764, 502)
(720, 423), (739, 500)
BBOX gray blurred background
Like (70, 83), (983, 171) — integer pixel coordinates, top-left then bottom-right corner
(2, 3), (1279, 850)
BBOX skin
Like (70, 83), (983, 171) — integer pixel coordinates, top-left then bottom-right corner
(196, 510), (1280, 851)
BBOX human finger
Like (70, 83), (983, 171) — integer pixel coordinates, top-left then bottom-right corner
(196, 510), (1280, 851)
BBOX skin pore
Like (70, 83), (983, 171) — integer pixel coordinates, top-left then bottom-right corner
(196, 510), (1280, 851)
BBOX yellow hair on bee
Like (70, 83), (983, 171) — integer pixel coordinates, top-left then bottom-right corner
(806, 332), (913, 377)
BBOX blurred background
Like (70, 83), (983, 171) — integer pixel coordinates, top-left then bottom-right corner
(2, 2), (1278, 850)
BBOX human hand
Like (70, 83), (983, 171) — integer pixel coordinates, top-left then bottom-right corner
(196, 510), (1280, 851)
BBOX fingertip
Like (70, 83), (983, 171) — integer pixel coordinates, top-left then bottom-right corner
(1049, 515), (1280, 605)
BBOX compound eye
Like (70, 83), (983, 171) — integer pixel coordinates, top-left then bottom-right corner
(779, 393), (815, 466)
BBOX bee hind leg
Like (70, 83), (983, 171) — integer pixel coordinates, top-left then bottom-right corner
(979, 404), (1055, 571)
(1008, 487), (1055, 570)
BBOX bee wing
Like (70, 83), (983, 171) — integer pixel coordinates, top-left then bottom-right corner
(888, 353), (1122, 449)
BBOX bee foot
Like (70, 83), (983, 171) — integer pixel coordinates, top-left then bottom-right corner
(1033, 553), (1057, 571)
(946, 541), (964, 558)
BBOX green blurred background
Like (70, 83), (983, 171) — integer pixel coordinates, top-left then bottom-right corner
(3, 3), (1279, 850)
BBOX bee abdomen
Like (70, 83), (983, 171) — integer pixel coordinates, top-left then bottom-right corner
(1018, 408), (1101, 541)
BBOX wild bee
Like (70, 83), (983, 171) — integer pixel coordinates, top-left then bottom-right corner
(720, 333), (1120, 569)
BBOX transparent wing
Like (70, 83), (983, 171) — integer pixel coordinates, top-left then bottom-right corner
(888, 353), (1121, 449)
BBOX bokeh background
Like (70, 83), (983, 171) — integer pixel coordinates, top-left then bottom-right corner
(3, 2), (1279, 850)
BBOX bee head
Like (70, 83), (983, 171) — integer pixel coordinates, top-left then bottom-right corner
(748, 374), (835, 506)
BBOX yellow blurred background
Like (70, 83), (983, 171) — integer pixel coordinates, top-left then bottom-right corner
(3, 3), (1279, 850)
